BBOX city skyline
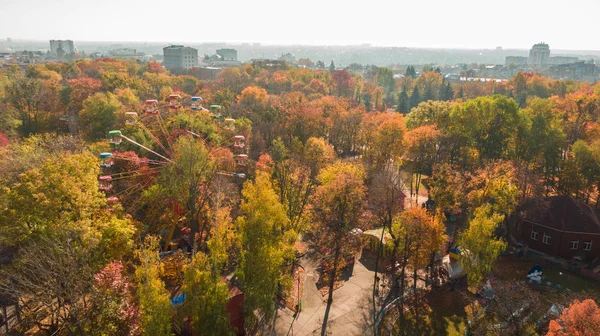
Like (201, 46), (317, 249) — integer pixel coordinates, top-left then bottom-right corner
(1, 0), (599, 50)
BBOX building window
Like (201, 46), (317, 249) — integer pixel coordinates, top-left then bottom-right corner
(584, 241), (593, 251)
(531, 230), (539, 240)
(570, 240), (579, 250)
(543, 233), (551, 245)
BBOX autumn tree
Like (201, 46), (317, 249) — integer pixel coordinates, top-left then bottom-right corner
(390, 207), (446, 332)
(5, 77), (51, 135)
(0, 232), (92, 334)
(364, 114), (406, 169)
(428, 163), (465, 214)
(303, 137), (336, 177)
(548, 299), (600, 336)
(331, 70), (354, 97)
(369, 164), (407, 301)
(311, 162), (366, 304)
(553, 90), (599, 146)
(466, 161), (519, 216)
(404, 125), (440, 202)
(207, 206), (236, 272)
(0, 151), (106, 246)
(85, 262), (140, 335)
(156, 136), (215, 246)
(272, 158), (315, 233)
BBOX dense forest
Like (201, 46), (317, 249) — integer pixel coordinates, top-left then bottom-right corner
(0, 59), (599, 335)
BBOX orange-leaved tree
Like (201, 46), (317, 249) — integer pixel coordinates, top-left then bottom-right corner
(548, 299), (600, 336)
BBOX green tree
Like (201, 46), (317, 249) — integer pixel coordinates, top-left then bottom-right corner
(157, 136), (215, 245)
(135, 236), (173, 336)
(79, 92), (121, 141)
(438, 82), (454, 101)
(410, 87), (421, 110)
(4, 77), (48, 135)
(458, 205), (507, 287)
(236, 171), (292, 329)
(0, 151), (105, 246)
(405, 100), (454, 129)
(517, 98), (566, 196)
(448, 95), (521, 161)
(396, 88), (410, 114)
(183, 253), (232, 336)
(376, 67), (396, 103)
(405, 66), (417, 79)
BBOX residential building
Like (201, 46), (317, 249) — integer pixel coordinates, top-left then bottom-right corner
(505, 56), (528, 66)
(549, 56), (579, 65)
(216, 48), (238, 61)
(203, 49), (242, 67)
(513, 195), (600, 261)
(529, 42), (550, 67)
(49, 40), (74, 55)
(163, 45), (198, 71)
(109, 48), (138, 57)
(549, 61), (598, 81)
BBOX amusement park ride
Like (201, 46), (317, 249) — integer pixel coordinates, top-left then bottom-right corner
(94, 95), (247, 209)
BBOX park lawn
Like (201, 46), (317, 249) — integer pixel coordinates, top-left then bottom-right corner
(493, 256), (599, 293)
(398, 287), (475, 335)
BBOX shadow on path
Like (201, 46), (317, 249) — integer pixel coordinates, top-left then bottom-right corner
(320, 299), (333, 336)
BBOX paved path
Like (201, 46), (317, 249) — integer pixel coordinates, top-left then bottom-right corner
(262, 256), (380, 335)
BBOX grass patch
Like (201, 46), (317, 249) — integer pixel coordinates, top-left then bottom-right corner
(384, 288), (474, 335)
(494, 256), (600, 293)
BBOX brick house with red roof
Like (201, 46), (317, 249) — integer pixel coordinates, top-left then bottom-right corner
(513, 195), (600, 261)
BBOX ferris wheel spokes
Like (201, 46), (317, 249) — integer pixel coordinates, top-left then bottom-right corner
(117, 133), (172, 163)
(136, 119), (173, 158)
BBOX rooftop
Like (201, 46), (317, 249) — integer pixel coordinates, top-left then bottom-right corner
(520, 195), (600, 234)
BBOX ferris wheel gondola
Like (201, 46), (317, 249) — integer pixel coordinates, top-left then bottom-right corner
(99, 175), (113, 192)
(125, 112), (138, 127)
(108, 130), (122, 145)
(99, 152), (114, 168)
(233, 135), (246, 151)
(168, 94), (182, 110)
(190, 96), (203, 111)
(209, 105), (222, 118)
(223, 118), (236, 131)
(235, 154), (248, 167)
(145, 99), (160, 114)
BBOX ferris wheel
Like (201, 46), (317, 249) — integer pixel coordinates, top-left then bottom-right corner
(97, 95), (248, 209)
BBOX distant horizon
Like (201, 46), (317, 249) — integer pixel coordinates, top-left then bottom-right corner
(3, 38), (600, 53)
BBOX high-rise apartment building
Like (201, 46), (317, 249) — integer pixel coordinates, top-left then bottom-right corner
(529, 43), (550, 67)
(163, 45), (198, 71)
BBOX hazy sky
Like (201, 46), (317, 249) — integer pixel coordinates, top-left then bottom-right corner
(1, 0), (598, 50)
